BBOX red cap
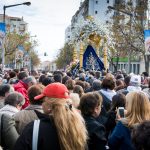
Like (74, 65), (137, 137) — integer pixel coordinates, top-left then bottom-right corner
(34, 83), (70, 100)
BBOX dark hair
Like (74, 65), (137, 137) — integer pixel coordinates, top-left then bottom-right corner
(39, 74), (46, 83)
(42, 77), (54, 86)
(101, 77), (115, 90)
(62, 76), (71, 84)
(66, 72), (72, 77)
(9, 71), (16, 78)
(54, 74), (62, 83)
(13, 69), (19, 74)
(5, 92), (25, 106)
(79, 92), (102, 116)
(17, 71), (28, 80)
(124, 76), (131, 87)
(142, 72), (149, 77)
(0, 84), (12, 97)
(110, 93), (126, 111)
(92, 80), (101, 91)
(116, 74), (124, 80)
(147, 78), (150, 89)
(95, 71), (101, 79)
(132, 121), (150, 150)
(76, 80), (85, 90)
(28, 84), (45, 105)
(65, 79), (75, 91)
(73, 85), (84, 98)
(20, 67), (28, 72)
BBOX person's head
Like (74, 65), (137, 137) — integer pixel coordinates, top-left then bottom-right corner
(116, 74), (124, 80)
(70, 93), (80, 108)
(34, 83), (88, 150)
(39, 74), (46, 83)
(101, 76), (116, 90)
(62, 76), (71, 84)
(75, 80), (85, 90)
(73, 85), (84, 98)
(28, 84), (45, 105)
(9, 71), (16, 79)
(65, 79), (75, 91)
(115, 79), (125, 91)
(0, 84), (14, 97)
(132, 121), (150, 150)
(23, 76), (37, 88)
(79, 92), (103, 118)
(54, 74), (62, 83)
(4, 92), (25, 110)
(111, 94), (126, 111)
(126, 92), (150, 127)
(13, 69), (19, 74)
(142, 72), (149, 78)
(124, 76), (131, 87)
(17, 71), (28, 80)
(92, 80), (101, 91)
(130, 75), (141, 87)
(79, 73), (86, 81)
(42, 77), (54, 86)
(95, 71), (101, 79)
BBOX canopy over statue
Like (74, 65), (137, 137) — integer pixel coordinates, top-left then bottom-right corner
(83, 45), (105, 71)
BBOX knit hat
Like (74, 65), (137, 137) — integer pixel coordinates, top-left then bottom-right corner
(34, 83), (70, 100)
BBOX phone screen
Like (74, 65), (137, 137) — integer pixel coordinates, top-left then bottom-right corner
(119, 108), (124, 118)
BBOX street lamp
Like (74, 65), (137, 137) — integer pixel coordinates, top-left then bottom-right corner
(2, 2), (31, 70)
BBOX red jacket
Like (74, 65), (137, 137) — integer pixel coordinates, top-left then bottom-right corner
(13, 80), (30, 109)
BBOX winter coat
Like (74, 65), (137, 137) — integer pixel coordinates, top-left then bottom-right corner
(108, 121), (136, 150)
(13, 80), (29, 109)
(0, 105), (19, 116)
(105, 111), (116, 138)
(13, 115), (61, 150)
(0, 113), (19, 150)
(83, 115), (107, 150)
(14, 105), (44, 134)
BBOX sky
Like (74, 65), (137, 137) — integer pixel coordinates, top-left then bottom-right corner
(0, 0), (81, 62)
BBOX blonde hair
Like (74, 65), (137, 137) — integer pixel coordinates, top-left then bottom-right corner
(46, 98), (88, 150)
(70, 93), (80, 108)
(125, 91), (150, 127)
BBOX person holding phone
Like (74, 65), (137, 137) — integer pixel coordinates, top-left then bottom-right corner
(108, 91), (150, 150)
(105, 94), (126, 138)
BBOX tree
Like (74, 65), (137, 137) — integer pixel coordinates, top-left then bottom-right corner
(2, 30), (39, 68)
(30, 50), (40, 69)
(55, 43), (73, 69)
(107, 0), (149, 73)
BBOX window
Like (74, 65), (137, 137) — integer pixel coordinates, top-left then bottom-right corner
(96, 1), (98, 4)
(95, 11), (98, 14)
(107, 0), (109, 3)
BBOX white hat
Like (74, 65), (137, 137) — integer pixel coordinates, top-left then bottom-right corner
(130, 75), (141, 85)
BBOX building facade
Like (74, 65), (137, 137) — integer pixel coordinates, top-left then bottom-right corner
(0, 14), (27, 34)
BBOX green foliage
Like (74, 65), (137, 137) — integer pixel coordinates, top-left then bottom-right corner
(3, 30), (39, 67)
(56, 43), (73, 69)
(107, 0), (149, 72)
(30, 50), (40, 67)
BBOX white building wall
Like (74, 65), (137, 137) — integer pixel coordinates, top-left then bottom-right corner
(0, 14), (27, 34)
(88, 0), (114, 24)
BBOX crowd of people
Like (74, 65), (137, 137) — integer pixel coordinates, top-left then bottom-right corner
(0, 67), (149, 150)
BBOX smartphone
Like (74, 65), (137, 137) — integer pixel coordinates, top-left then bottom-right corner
(118, 107), (125, 118)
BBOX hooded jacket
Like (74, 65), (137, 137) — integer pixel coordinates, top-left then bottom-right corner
(13, 80), (29, 109)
